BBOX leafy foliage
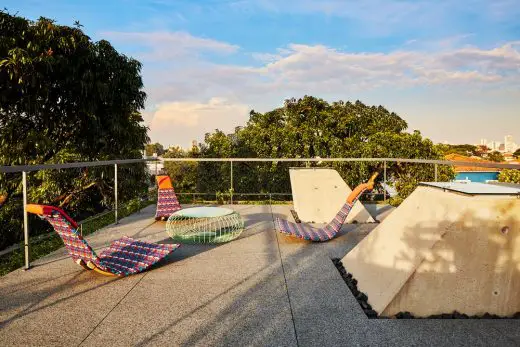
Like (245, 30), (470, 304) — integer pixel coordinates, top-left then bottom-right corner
(0, 12), (149, 249)
(436, 144), (480, 157)
(487, 151), (505, 162)
(162, 146), (200, 193)
(145, 143), (165, 157)
(498, 169), (520, 184)
(163, 96), (454, 203)
(513, 149), (520, 159)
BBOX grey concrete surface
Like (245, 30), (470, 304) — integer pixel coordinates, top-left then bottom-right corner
(1, 203), (518, 347)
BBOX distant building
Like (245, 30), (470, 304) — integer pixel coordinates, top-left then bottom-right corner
(486, 141), (500, 151)
(477, 135), (520, 153)
(504, 135), (517, 153)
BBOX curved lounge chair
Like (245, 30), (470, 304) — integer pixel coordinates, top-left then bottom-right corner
(27, 204), (180, 276)
(275, 173), (378, 241)
(155, 175), (182, 220)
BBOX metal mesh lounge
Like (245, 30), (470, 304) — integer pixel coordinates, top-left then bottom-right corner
(27, 204), (180, 276)
(155, 175), (182, 220)
(275, 173), (378, 242)
(166, 207), (244, 243)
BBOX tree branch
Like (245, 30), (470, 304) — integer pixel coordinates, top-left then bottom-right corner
(52, 181), (98, 207)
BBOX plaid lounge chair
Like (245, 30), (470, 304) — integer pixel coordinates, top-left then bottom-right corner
(27, 204), (180, 276)
(275, 173), (378, 242)
(155, 175), (182, 220)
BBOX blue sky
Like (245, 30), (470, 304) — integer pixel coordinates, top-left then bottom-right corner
(5, 0), (520, 147)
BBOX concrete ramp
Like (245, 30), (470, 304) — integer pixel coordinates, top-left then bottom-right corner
(341, 183), (520, 317)
(289, 168), (375, 224)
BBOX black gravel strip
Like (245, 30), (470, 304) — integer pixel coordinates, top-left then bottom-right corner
(290, 209), (302, 223)
(332, 258), (378, 318)
(332, 258), (520, 320)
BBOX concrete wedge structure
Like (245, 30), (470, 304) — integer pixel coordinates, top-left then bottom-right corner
(341, 183), (520, 317)
(289, 168), (375, 224)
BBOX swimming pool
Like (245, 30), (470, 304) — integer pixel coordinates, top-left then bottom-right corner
(455, 171), (499, 183)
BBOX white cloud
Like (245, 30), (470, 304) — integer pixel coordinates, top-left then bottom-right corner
(107, 29), (520, 144)
(104, 31), (239, 60)
(149, 98), (250, 147)
(139, 42), (518, 119)
(268, 43), (518, 86)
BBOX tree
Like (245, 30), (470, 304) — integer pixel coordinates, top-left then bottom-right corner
(513, 149), (520, 159)
(162, 146), (199, 194)
(487, 151), (505, 162)
(0, 11), (149, 249)
(192, 96), (454, 201)
(145, 143), (165, 157)
(475, 145), (490, 157)
(498, 169), (520, 184)
(436, 144), (481, 157)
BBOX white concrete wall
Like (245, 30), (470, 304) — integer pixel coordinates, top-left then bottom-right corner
(289, 168), (375, 224)
(342, 186), (520, 316)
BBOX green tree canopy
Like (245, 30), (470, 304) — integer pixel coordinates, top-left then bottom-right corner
(498, 169), (520, 184)
(145, 143), (165, 157)
(165, 96), (453, 201)
(436, 144), (480, 157)
(487, 151), (505, 162)
(0, 11), (149, 249)
(513, 148), (520, 158)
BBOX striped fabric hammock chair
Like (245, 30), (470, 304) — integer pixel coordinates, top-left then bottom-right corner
(27, 204), (180, 276)
(155, 175), (182, 220)
(275, 172), (378, 242)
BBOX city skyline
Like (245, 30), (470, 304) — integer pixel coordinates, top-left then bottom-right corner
(479, 134), (519, 153)
(5, 0), (520, 147)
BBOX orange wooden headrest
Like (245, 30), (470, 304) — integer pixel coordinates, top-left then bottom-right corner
(26, 204), (79, 229)
(346, 172), (379, 204)
(156, 175), (173, 189)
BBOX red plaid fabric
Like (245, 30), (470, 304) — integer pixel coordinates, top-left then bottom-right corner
(155, 188), (182, 219)
(98, 236), (179, 276)
(275, 189), (366, 242)
(42, 213), (99, 264)
(37, 206), (180, 276)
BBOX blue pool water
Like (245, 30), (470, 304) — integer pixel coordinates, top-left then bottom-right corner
(455, 172), (499, 183)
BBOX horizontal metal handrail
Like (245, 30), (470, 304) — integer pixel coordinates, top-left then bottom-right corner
(175, 192), (293, 195)
(0, 158), (157, 173)
(160, 157), (520, 169)
(2, 158), (519, 173)
(2, 155), (519, 270)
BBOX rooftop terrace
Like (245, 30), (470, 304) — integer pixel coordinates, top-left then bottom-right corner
(1, 203), (519, 347)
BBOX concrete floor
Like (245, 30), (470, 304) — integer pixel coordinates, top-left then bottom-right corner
(0, 204), (518, 347)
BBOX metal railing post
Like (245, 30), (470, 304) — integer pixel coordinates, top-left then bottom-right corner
(434, 163), (438, 182)
(383, 161), (387, 203)
(114, 164), (118, 224)
(22, 171), (30, 270)
(230, 161), (233, 205)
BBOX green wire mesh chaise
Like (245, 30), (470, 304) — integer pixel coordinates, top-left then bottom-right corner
(166, 207), (244, 243)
